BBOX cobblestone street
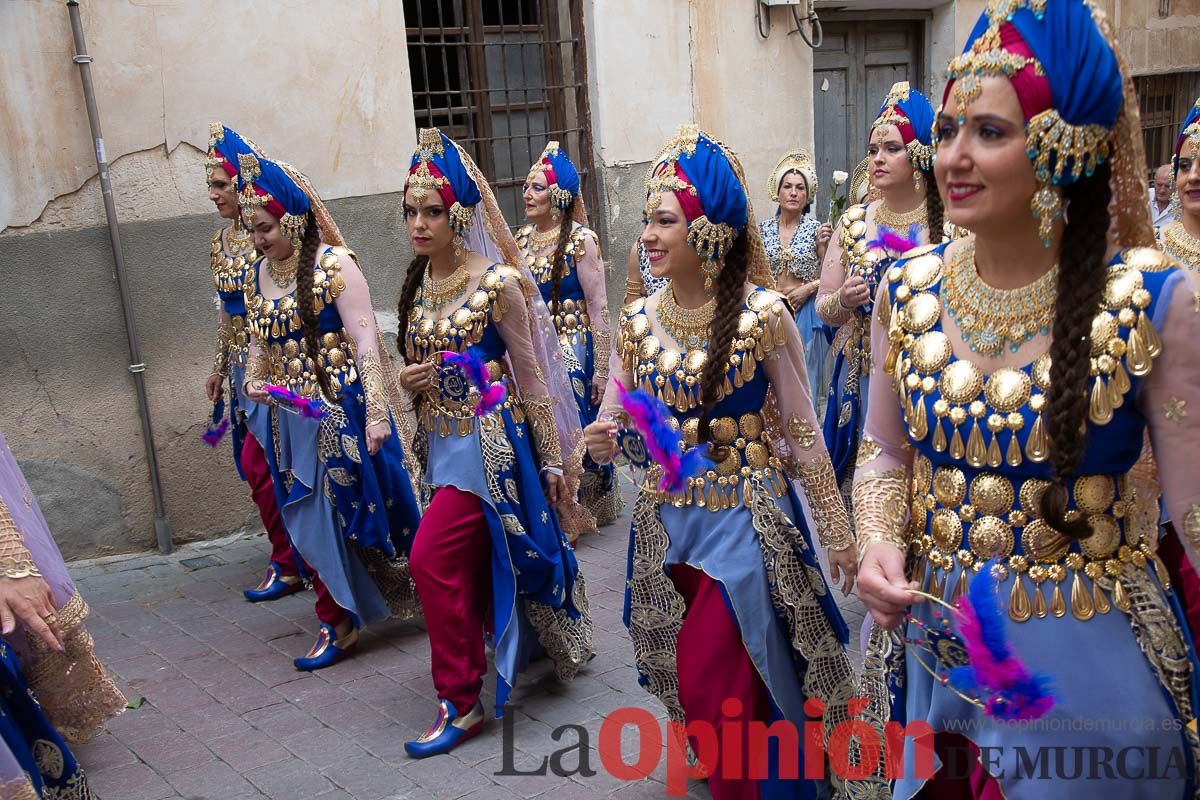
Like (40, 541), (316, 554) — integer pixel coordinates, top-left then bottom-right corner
(71, 486), (867, 800)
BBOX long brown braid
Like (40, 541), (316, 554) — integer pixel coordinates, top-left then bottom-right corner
(1039, 161), (1113, 539)
(695, 231), (751, 457)
(395, 255), (429, 365)
(293, 211), (338, 403)
(548, 198), (577, 312)
(922, 167), (945, 242)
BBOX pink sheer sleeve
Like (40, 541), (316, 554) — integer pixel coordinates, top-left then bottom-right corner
(494, 272), (564, 466)
(575, 230), (612, 387)
(211, 308), (234, 378)
(816, 218), (853, 327)
(330, 249), (391, 427)
(762, 294), (853, 551)
(851, 282), (914, 560)
(1138, 272), (1200, 547)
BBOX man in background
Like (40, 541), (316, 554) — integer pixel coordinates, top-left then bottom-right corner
(1150, 163), (1177, 229)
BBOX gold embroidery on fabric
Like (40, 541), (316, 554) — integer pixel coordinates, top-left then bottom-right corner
(526, 571), (594, 682)
(787, 414), (818, 450)
(524, 396), (563, 466)
(348, 542), (421, 621)
(856, 435), (883, 468)
(797, 459), (854, 551)
(852, 467), (910, 558)
(359, 350), (391, 427)
(0, 498), (40, 580)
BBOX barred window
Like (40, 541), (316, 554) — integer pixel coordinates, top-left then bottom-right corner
(404, 0), (597, 227)
(1136, 71), (1200, 174)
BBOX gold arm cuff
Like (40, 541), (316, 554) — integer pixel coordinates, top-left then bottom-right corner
(359, 350), (391, 427)
(524, 396), (563, 466)
(243, 352), (270, 393)
(593, 329), (612, 383)
(817, 291), (853, 326)
(0, 499), (40, 580)
(851, 467), (910, 561)
(211, 320), (234, 378)
(797, 457), (854, 551)
(625, 277), (645, 299)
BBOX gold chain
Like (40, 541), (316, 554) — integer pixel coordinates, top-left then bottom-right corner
(657, 285), (715, 350)
(875, 200), (928, 231)
(422, 263), (470, 310)
(1161, 221), (1200, 270)
(528, 224), (562, 251)
(944, 241), (1057, 356)
(266, 251), (299, 289)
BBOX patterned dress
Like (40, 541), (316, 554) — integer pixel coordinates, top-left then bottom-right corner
(209, 225), (257, 472)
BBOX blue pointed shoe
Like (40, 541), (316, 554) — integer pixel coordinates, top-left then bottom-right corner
(404, 700), (484, 758)
(293, 623), (358, 671)
(243, 562), (305, 602)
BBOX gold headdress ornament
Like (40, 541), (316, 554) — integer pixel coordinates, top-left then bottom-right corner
(767, 149), (819, 202)
(236, 151), (307, 244)
(1178, 97), (1200, 167)
(643, 124), (773, 289)
(405, 128), (474, 235)
(205, 122), (226, 179)
(527, 140), (589, 225)
(873, 81), (935, 172)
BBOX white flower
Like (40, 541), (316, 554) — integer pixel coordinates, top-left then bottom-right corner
(832, 170), (849, 186)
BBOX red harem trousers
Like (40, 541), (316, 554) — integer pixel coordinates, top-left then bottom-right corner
(240, 431), (343, 626)
(672, 564), (771, 800)
(409, 486), (492, 715)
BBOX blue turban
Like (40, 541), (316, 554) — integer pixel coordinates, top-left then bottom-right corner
(1175, 98), (1200, 176)
(237, 151), (310, 240)
(873, 82), (935, 170)
(948, 0), (1122, 186)
(530, 141), (580, 209)
(405, 128), (482, 234)
(645, 125), (748, 260)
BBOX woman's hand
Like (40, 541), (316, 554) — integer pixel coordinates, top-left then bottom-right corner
(827, 543), (858, 596)
(366, 420), (391, 456)
(584, 420), (618, 465)
(857, 542), (921, 629)
(0, 576), (63, 652)
(206, 373), (225, 403)
(591, 380), (605, 407)
(244, 381), (271, 405)
(838, 275), (871, 309)
(541, 469), (562, 507)
(788, 281), (819, 309)
(400, 362), (436, 394)
(815, 223), (833, 263)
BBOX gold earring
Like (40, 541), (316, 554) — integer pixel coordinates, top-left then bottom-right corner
(702, 258), (720, 295)
(1030, 183), (1063, 248)
(452, 234), (465, 264)
(913, 169), (923, 193)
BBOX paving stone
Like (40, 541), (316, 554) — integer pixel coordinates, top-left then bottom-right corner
(207, 728), (294, 772)
(127, 730), (217, 773)
(165, 759), (261, 799)
(87, 762), (179, 800)
(320, 753), (416, 800)
(245, 756), (336, 799)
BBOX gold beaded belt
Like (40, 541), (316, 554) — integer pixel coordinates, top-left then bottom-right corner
(908, 454), (1166, 622)
(548, 297), (592, 339)
(422, 358), (522, 437)
(645, 412), (789, 511)
(267, 330), (359, 398)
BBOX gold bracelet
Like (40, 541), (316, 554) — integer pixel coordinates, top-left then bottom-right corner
(851, 467), (910, 561)
(243, 352), (270, 394)
(359, 350), (391, 427)
(593, 329), (612, 384)
(797, 457), (854, 551)
(211, 321), (233, 378)
(625, 277), (645, 298)
(524, 396), (563, 466)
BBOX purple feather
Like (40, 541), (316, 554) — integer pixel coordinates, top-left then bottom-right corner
(617, 384), (712, 493)
(443, 351), (508, 416)
(869, 223), (922, 255)
(201, 418), (229, 447)
(947, 561), (1056, 720)
(264, 385), (328, 419)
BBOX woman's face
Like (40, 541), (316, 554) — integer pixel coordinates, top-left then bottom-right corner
(1176, 147), (1200, 218)
(867, 125), (914, 191)
(403, 188), (456, 257)
(777, 171), (810, 215)
(641, 191), (701, 281)
(934, 76), (1039, 236)
(207, 166), (238, 221)
(249, 208), (293, 261)
(522, 171), (553, 223)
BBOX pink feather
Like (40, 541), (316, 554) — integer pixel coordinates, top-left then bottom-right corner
(264, 385), (328, 419)
(201, 418), (229, 447)
(617, 384), (712, 493)
(443, 351), (508, 417)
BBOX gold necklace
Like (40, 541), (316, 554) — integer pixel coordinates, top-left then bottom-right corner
(528, 225), (562, 251)
(657, 286), (715, 350)
(944, 241), (1057, 356)
(422, 263), (470, 310)
(1161, 220), (1200, 270)
(226, 225), (253, 255)
(267, 251), (300, 289)
(875, 201), (927, 231)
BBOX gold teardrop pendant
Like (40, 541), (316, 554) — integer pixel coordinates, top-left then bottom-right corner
(1094, 580), (1111, 614)
(950, 427), (966, 461)
(1112, 578), (1132, 613)
(1032, 582), (1048, 618)
(1070, 572), (1095, 621)
(930, 569), (944, 600)
(1006, 431), (1023, 468)
(1050, 582), (1066, 618)
(911, 396), (929, 440)
(1089, 377), (1114, 426)
(1127, 327), (1151, 376)
(987, 435), (1003, 469)
(953, 569), (969, 601)
(1027, 415), (1049, 462)
(966, 421), (987, 468)
(1009, 576), (1032, 622)
(1138, 309), (1163, 358)
(933, 420), (947, 453)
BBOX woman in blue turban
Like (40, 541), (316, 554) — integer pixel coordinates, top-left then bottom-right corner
(238, 151), (423, 672)
(516, 141), (622, 532)
(1159, 98), (1200, 279)
(584, 124), (881, 799)
(817, 81), (945, 505)
(395, 128), (593, 758)
(202, 123), (305, 605)
(855, 2), (1200, 797)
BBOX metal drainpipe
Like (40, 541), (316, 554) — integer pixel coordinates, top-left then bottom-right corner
(66, 0), (173, 554)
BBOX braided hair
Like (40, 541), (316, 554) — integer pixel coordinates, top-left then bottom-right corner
(548, 198), (578, 312)
(921, 166), (945, 242)
(395, 255), (429, 365)
(695, 231), (751, 458)
(1038, 161), (1113, 539)
(293, 211), (338, 403)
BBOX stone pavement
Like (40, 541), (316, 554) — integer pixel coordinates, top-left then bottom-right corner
(71, 486), (867, 800)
